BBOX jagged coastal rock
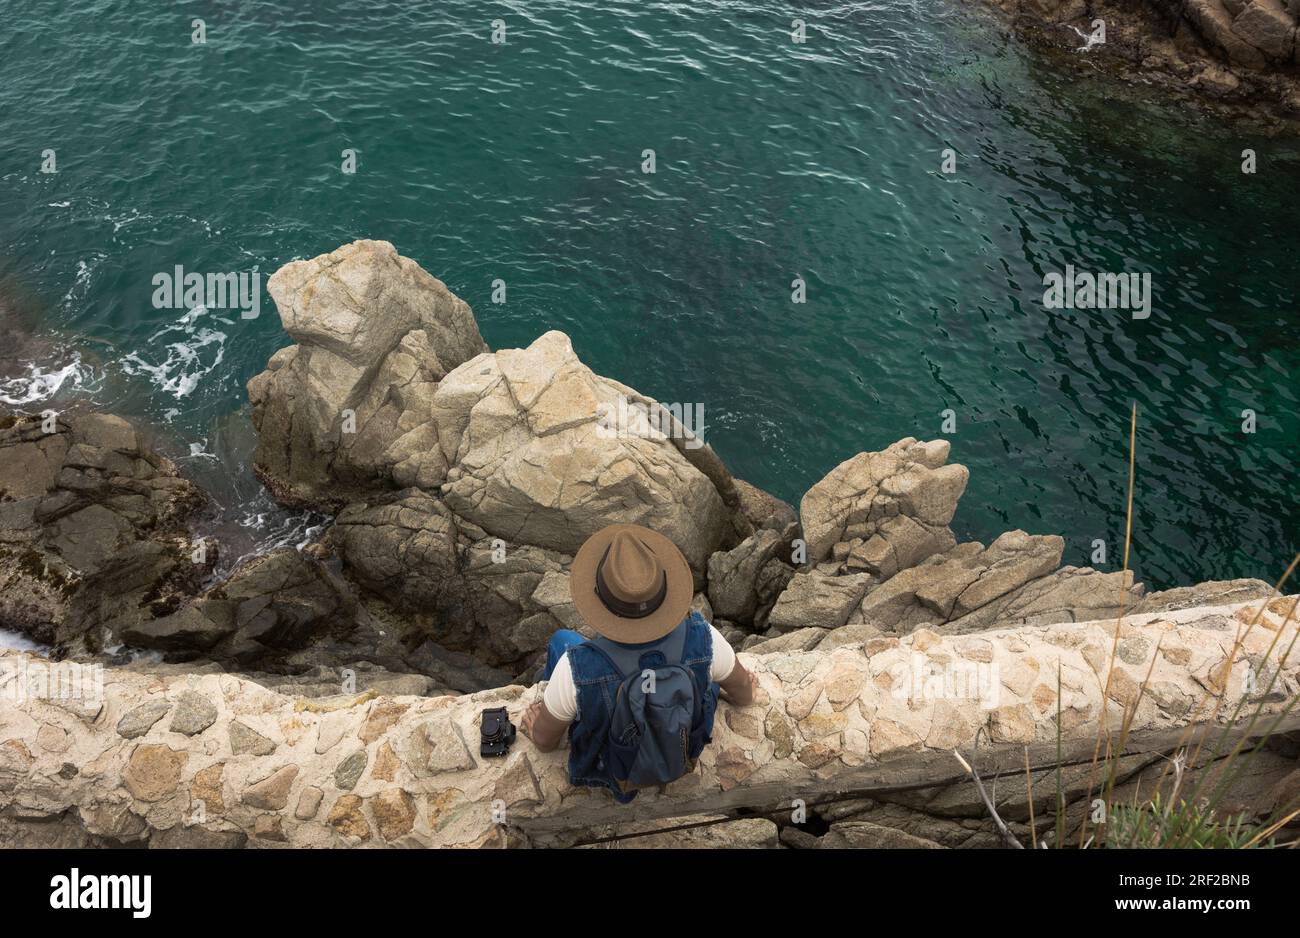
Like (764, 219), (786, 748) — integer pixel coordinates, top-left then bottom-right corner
(0, 239), (1293, 848)
(798, 438), (966, 568)
(244, 240), (770, 671)
(0, 412), (206, 650)
(980, 0), (1300, 126)
(248, 239), (489, 506)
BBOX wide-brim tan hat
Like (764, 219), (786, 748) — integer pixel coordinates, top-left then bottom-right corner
(570, 523), (694, 644)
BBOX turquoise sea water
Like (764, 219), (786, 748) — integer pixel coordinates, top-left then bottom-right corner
(0, 1), (1295, 590)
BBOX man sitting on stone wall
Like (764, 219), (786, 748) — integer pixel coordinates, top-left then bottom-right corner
(521, 523), (758, 802)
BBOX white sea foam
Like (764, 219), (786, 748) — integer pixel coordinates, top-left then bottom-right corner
(121, 304), (230, 400)
(238, 509), (327, 560)
(0, 352), (97, 405)
(110, 207), (146, 233)
(0, 630), (45, 654)
(61, 256), (104, 309)
(205, 497), (329, 578)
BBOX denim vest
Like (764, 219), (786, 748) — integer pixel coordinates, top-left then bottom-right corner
(565, 611), (720, 803)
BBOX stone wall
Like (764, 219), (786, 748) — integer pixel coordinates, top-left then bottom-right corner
(3, 597), (1296, 848)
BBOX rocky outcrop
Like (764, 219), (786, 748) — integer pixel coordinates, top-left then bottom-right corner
(762, 438), (1125, 639)
(979, 0), (1300, 127)
(757, 433), (1286, 649)
(430, 330), (730, 569)
(2, 598), (1295, 848)
(244, 241), (778, 669)
(331, 489), (579, 669)
(843, 531), (1074, 633)
(120, 548), (356, 666)
(706, 527), (797, 632)
(247, 242), (738, 572)
(237, 241), (1294, 681)
(8, 244), (1285, 690)
(1219, 0), (1294, 63)
(0, 411), (206, 650)
(798, 438), (966, 570)
(247, 240), (489, 507)
(770, 571), (876, 632)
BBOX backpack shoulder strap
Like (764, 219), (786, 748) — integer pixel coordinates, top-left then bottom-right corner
(589, 617), (690, 678)
(680, 612), (715, 662)
(577, 640), (630, 682)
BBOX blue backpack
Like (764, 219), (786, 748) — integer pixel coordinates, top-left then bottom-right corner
(586, 623), (706, 794)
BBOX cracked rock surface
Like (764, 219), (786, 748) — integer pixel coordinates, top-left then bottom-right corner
(0, 411), (206, 649)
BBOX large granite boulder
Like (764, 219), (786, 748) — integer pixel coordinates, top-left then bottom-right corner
(1186, 0), (1269, 68)
(799, 438), (967, 569)
(432, 331), (730, 571)
(248, 242), (739, 564)
(706, 527), (797, 630)
(914, 529), (1064, 621)
(0, 411), (206, 648)
(247, 240), (488, 507)
(331, 489), (578, 669)
(1230, 0), (1297, 62)
(769, 571), (875, 632)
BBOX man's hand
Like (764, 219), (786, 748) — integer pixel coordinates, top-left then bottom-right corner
(718, 660), (759, 707)
(520, 698), (569, 752)
(520, 700), (544, 740)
